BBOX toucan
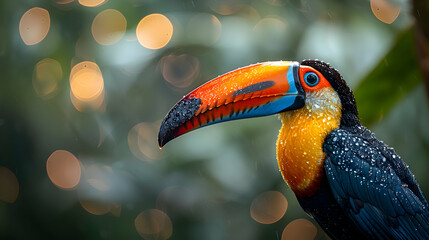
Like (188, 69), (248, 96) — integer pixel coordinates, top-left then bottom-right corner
(158, 60), (429, 239)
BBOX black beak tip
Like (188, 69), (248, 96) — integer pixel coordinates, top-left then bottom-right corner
(158, 121), (170, 148)
(158, 118), (179, 148)
(158, 134), (164, 148)
(158, 97), (202, 148)
(158, 131), (175, 149)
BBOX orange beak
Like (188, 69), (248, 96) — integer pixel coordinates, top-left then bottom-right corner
(158, 61), (305, 147)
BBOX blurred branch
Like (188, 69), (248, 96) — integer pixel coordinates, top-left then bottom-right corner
(412, 0), (429, 106)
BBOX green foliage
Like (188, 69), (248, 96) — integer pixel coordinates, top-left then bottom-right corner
(354, 29), (423, 126)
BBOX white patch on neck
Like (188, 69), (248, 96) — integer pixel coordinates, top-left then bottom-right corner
(304, 88), (341, 115)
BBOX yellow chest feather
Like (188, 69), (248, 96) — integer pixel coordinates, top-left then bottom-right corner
(276, 88), (341, 198)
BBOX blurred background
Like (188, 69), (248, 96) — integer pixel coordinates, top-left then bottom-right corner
(1, 0), (428, 239)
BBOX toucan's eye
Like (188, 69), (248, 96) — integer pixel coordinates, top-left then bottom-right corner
(304, 72), (319, 87)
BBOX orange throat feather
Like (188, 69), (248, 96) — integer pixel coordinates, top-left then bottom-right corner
(276, 87), (342, 198)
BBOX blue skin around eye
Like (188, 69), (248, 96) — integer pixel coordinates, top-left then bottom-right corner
(304, 72), (319, 87)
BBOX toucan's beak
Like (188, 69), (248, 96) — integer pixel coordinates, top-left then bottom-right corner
(158, 61), (305, 147)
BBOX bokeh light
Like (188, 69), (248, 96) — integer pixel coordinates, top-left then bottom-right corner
(235, 5), (260, 22)
(281, 219), (318, 240)
(71, 89), (105, 112)
(33, 58), (62, 97)
(128, 122), (162, 161)
(78, 0), (106, 7)
(19, 7), (50, 45)
(370, 0), (401, 24)
(91, 9), (127, 45)
(253, 17), (287, 33)
(253, 17), (288, 53)
(80, 199), (112, 215)
(85, 164), (112, 191)
(70, 61), (104, 101)
(209, 0), (243, 15)
(186, 13), (222, 46)
(136, 14), (173, 49)
(135, 209), (173, 240)
(160, 54), (200, 88)
(0, 166), (19, 203)
(52, 0), (74, 4)
(70, 61), (105, 111)
(46, 150), (81, 190)
(250, 191), (288, 224)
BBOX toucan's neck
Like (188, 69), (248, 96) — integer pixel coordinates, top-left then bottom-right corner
(276, 87), (342, 198)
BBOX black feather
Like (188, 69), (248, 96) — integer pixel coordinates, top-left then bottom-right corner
(322, 126), (429, 239)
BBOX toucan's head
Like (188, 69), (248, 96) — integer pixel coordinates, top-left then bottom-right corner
(158, 60), (358, 147)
